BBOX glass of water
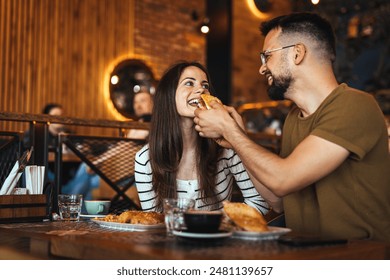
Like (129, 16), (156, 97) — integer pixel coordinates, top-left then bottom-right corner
(163, 198), (195, 235)
(58, 194), (83, 222)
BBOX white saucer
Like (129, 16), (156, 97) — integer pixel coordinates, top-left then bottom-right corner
(172, 230), (232, 239)
(92, 219), (165, 231)
(233, 226), (291, 240)
(80, 214), (107, 219)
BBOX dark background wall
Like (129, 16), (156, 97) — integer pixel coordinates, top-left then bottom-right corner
(206, 0), (232, 105)
(293, 0), (390, 94)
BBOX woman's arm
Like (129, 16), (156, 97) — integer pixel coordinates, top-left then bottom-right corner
(226, 149), (270, 215)
(134, 146), (159, 212)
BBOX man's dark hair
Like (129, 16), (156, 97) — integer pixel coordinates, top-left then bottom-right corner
(260, 12), (336, 62)
(42, 103), (63, 114)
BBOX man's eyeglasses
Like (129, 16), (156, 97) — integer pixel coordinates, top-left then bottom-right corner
(260, 44), (296, 65)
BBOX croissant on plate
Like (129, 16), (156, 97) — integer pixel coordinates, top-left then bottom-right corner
(222, 201), (268, 232)
(102, 210), (164, 225)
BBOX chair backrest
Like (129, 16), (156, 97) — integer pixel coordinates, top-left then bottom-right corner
(58, 134), (145, 212)
(0, 132), (23, 188)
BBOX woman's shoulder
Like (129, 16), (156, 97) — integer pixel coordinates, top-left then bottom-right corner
(218, 148), (239, 161)
(220, 148), (235, 156)
(135, 144), (150, 160)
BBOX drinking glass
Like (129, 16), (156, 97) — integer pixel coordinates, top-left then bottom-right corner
(163, 198), (195, 235)
(58, 194), (83, 222)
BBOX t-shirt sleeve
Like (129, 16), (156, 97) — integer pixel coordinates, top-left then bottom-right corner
(311, 91), (385, 160)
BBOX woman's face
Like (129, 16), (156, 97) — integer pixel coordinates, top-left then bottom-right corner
(133, 92), (153, 117)
(48, 107), (65, 135)
(175, 66), (210, 118)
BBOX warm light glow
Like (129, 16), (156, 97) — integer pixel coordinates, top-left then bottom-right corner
(200, 25), (209, 34)
(311, 0), (320, 5)
(110, 75), (119, 85)
(103, 54), (155, 121)
(103, 55), (133, 121)
(246, 0), (269, 20)
(133, 85), (141, 93)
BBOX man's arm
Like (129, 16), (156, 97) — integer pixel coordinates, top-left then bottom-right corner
(194, 102), (350, 197)
(246, 169), (284, 213)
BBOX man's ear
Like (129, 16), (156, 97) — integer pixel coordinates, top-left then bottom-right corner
(293, 43), (306, 64)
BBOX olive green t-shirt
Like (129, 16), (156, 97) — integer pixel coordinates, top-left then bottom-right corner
(281, 84), (390, 242)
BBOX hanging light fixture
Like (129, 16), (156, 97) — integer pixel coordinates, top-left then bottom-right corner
(200, 18), (210, 34)
(191, 10), (210, 34)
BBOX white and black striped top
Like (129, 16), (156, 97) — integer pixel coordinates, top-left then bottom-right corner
(134, 144), (269, 214)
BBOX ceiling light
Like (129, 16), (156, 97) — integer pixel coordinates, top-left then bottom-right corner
(200, 18), (210, 34)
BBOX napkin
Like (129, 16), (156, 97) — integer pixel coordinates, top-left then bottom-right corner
(0, 161), (23, 195)
(25, 165), (45, 194)
(0, 147), (35, 195)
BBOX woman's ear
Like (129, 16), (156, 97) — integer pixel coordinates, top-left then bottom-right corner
(293, 43), (306, 64)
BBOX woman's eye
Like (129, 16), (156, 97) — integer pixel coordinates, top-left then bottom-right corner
(184, 81), (194, 86)
(202, 84), (210, 90)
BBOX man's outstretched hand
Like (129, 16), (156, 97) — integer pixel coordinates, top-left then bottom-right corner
(194, 100), (246, 148)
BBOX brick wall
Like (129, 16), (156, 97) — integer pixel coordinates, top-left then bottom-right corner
(134, 0), (206, 80)
(232, 0), (291, 105)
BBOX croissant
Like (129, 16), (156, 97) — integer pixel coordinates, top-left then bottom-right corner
(223, 201), (268, 232)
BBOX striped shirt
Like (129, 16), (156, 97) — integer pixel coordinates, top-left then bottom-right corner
(135, 144), (269, 214)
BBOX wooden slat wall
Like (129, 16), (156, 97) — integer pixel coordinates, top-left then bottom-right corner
(0, 0), (136, 136)
(0, 0), (206, 136)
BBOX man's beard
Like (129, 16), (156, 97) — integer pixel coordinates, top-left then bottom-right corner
(267, 72), (292, 101)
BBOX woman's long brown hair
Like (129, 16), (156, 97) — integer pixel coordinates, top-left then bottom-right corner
(149, 61), (222, 211)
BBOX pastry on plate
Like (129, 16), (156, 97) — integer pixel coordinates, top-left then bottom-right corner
(223, 201), (268, 232)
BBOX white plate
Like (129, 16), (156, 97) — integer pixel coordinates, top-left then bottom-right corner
(173, 230), (232, 239)
(80, 214), (107, 219)
(92, 219), (165, 231)
(233, 226), (291, 240)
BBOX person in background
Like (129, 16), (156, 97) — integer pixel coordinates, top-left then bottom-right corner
(24, 103), (70, 149)
(262, 108), (282, 136)
(61, 162), (100, 201)
(23, 103), (72, 180)
(133, 91), (154, 121)
(41, 104), (69, 142)
(135, 61), (281, 214)
(194, 13), (390, 241)
(25, 103), (100, 201)
(127, 91), (154, 139)
(89, 92), (154, 209)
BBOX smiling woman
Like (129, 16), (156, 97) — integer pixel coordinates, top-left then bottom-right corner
(134, 61), (279, 216)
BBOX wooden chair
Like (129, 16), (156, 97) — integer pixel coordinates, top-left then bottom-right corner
(56, 134), (145, 213)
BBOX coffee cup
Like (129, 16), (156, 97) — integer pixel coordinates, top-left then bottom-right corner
(84, 200), (111, 215)
(163, 198), (195, 235)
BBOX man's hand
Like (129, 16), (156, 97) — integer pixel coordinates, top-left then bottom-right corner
(194, 100), (246, 147)
(225, 105), (246, 132)
(213, 137), (232, 149)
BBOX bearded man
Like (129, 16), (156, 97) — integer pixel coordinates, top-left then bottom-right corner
(194, 12), (390, 242)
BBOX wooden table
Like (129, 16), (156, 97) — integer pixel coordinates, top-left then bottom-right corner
(0, 221), (388, 260)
